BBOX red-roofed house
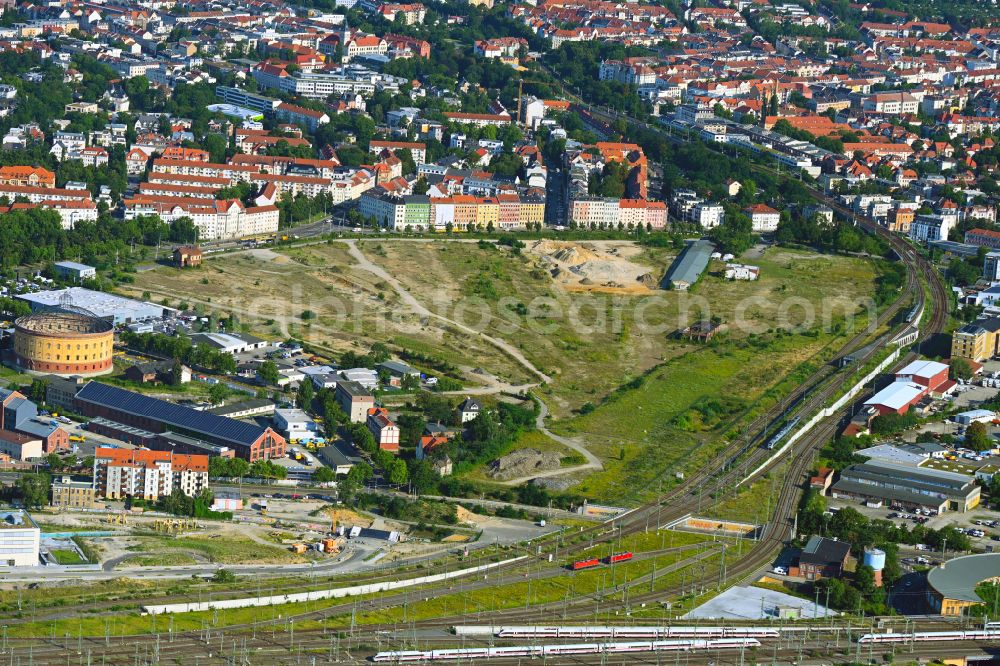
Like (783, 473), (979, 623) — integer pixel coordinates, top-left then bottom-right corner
(745, 203), (780, 232)
(367, 408), (400, 452)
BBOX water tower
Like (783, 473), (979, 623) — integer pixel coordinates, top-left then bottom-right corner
(863, 547), (886, 587)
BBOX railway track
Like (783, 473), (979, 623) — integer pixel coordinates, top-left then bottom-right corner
(1, 259), (942, 665)
(0, 105), (953, 665)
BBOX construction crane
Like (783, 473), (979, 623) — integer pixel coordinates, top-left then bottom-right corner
(517, 78), (554, 127)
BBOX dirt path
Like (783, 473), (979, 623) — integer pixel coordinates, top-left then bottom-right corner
(346, 241), (604, 483)
(491, 394), (602, 486)
(345, 240), (553, 384)
(139, 241), (603, 484)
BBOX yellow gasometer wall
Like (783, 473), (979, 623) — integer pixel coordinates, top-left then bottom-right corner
(13, 312), (114, 377)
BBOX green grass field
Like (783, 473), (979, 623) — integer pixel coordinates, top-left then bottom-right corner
(125, 553), (199, 567)
(50, 549), (85, 565)
(129, 240), (883, 506)
(704, 462), (790, 525)
(128, 536), (303, 564)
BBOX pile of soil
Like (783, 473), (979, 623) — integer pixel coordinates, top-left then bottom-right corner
(488, 448), (561, 481)
(528, 240), (661, 294)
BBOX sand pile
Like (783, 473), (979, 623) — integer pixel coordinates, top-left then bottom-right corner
(527, 240), (662, 294)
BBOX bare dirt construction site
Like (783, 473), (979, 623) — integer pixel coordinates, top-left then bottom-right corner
(527, 240), (661, 295)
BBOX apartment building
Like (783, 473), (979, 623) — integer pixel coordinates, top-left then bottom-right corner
(50, 475), (97, 509)
(966, 228), (1000, 250)
(599, 60), (657, 86)
(0, 166), (55, 188)
(443, 112), (512, 127)
(336, 381), (375, 423)
(951, 316), (1000, 362)
(93, 447), (209, 501)
(275, 103), (330, 132)
(474, 36), (525, 60)
(691, 202), (725, 228)
(985, 252), (1000, 282)
(0, 185), (92, 205)
(887, 206), (915, 233)
(359, 190), (542, 231)
(745, 203), (781, 232)
(910, 214), (953, 243)
(862, 92), (919, 115)
(123, 197), (279, 241)
(151, 158), (258, 183)
(369, 140), (426, 165)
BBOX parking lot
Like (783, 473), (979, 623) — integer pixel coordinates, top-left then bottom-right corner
(824, 496), (1000, 547)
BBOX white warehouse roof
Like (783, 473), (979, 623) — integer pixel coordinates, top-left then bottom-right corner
(864, 382), (925, 411)
(896, 359), (948, 379)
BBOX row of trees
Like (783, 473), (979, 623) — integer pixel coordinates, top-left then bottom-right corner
(121, 331), (237, 374)
(0, 207), (195, 270)
(156, 487), (231, 519)
(775, 214), (890, 257)
(800, 492), (973, 555)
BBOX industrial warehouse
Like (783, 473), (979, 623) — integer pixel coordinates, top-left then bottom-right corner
(829, 460), (981, 513)
(73, 382), (286, 461)
(15, 287), (167, 325)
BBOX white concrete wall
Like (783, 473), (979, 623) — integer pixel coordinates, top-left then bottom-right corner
(740, 346), (902, 486)
(142, 556), (527, 614)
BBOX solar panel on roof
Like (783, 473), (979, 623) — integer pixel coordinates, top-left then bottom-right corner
(76, 382), (267, 446)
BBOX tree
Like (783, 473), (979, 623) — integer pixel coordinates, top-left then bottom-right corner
(407, 459), (438, 494)
(708, 213), (754, 255)
(28, 378), (48, 404)
(296, 379), (314, 409)
(18, 472), (50, 510)
(368, 343), (391, 364)
(46, 452), (64, 471)
(312, 466), (335, 483)
(250, 459), (287, 481)
(258, 360), (280, 385)
(212, 568), (236, 583)
(346, 461), (373, 484)
(966, 421), (991, 451)
(229, 457), (250, 479)
(204, 133), (228, 164)
(387, 458), (408, 486)
(208, 382), (230, 405)
(950, 357), (974, 381)
(209, 456), (231, 478)
(168, 217), (199, 244)
(171, 358), (185, 386)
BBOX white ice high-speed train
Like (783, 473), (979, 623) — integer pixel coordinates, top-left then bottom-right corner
(372, 638), (761, 662)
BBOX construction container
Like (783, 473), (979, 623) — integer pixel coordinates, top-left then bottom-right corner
(322, 538), (339, 553)
(290, 543), (307, 554)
